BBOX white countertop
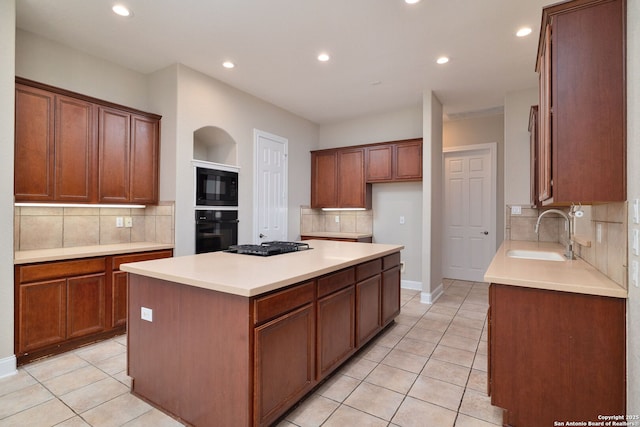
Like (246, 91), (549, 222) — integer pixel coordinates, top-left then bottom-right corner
(121, 240), (404, 297)
(484, 240), (627, 298)
(14, 242), (174, 264)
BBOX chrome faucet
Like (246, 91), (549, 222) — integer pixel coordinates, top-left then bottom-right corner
(534, 209), (574, 259)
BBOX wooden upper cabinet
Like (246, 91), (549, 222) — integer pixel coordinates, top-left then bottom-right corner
(337, 148), (369, 208)
(55, 95), (97, 202)
(14, 78), (160, 205)
(529, 106), (539, 208)
(99, 107), (131, 203)
(310, 148), (371, 209)
(366, 139), (423, 183)
(311, 150), (338, 208)
(394, 139), (422, 181)
(536, 0), (625, 205)
(14, 84), (55, 201)
(366, 145), (393, 182)
(130, 115), (160, 204)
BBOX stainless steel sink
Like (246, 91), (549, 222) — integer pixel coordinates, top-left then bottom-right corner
(506, 249), (565, 262)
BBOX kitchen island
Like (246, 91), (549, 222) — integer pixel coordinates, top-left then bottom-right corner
(121, 240), (403, 427)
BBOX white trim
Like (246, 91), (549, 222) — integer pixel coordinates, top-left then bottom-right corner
(0, 355), (17, 379)
(191, 159), (240, 173)
(401, 280), (422, 291)
(420, 282), (444, 304)
(253, 129), (289, 244)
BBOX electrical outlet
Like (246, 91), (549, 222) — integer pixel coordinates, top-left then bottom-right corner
(116, 217), (124, 227)
(124, 217), (133, 228)
(399, 216), (405, 225)
(335, 215), (340, 223)
(141, 307), (153, 322)
(631, 261), (639, 288)
(511, 205), (522, 215)
(596, 223), (602, 243)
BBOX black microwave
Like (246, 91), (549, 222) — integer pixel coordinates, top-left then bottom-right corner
(195, 167), (238, 206)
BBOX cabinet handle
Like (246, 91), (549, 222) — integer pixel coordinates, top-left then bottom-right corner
(481, 231), (489, 235)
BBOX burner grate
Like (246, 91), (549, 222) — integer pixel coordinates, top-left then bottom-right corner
(226, 241), (310, 256)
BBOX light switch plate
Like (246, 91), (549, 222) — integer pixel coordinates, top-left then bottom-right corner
(634, 199), (640, 224)
(141, 307), (153, 322)
(632, 261), (639, 288)
(633, 229), (639, 256)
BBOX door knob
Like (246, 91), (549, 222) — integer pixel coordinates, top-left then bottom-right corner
(259, 233), (267, 238)
(481, 231), (489, 235)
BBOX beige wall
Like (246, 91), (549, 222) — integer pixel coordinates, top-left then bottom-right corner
(627, 0), (639, 413)
(171, 65), (318, 255)
(317, 106), (423, 284)
(0, 0), (16, 377)
(444, 113), (505, 247)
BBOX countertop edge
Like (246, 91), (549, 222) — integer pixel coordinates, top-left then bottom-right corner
(14, 242), (175, 264)
(122, 242), (404, 297)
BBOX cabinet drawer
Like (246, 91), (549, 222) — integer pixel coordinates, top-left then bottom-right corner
(383, 253), (401, 270)
(18, 258), (106, 284)
(317, 268), (355, 298)
(356, 259), (382, 281)
(254, 281), (315, 325)
(112, 250), (173, 270)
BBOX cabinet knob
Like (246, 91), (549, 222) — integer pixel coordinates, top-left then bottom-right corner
(481, 231), (489, 235)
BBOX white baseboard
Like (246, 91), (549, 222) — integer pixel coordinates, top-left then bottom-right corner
(0, 355), (17, 379)
(420, 282), (444, 304)
(401, 280), (422, 291)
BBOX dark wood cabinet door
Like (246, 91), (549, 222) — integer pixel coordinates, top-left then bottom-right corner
(98, 107), (130, 203)
(490, 284), (625, 427)
(366, 145), (393, 182)
(528, 106), (539, 207)
(394, 140), (422, 181)
(381, 265), (400, 326)
(18, 279), (66, 353)
(66, 273), (106, 339)
(538, 25), (552, 204)
(355, 275), (381, 347)
(311, 151), (338, 208)
(254, 304), (315, 427)
(317, 286), (355, 378)
(130, 114), (159, 204)
(14, 84), (55, 201)
(111, 271), (128, 328)
(338, 148), (368, 208)
(55, 95), (97, 202)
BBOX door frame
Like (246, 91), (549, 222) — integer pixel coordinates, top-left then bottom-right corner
(442, 142), (497, 281)
(253, 129), (289, 244)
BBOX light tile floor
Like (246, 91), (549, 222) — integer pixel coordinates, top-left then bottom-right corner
(0, 279), (501, 427)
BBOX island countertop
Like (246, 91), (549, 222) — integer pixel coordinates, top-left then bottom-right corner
(484, 240), (627, 298)
(121, 240), (404, 297)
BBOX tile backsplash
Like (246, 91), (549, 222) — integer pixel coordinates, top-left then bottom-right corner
(300, 206), (373, 234)
(14, 202), (175, 251)
(505, 202), (627, 288)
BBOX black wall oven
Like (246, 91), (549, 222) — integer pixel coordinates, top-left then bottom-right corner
(195, 167), (238, 207)
(195, 210), (239, 254)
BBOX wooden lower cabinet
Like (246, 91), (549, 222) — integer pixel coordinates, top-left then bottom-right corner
(255, 304), (316, 426)
(128, 251), (402, 427)
(15, 249), (172, 365)
(356, 275), (381, 346)
(381, 265), (401, 325)
(488, 284), (626, 426)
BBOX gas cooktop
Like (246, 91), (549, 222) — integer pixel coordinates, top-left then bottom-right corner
(225, 241), (311, 257)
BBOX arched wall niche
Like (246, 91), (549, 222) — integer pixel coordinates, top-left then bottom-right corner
(193, 126), (238, 166)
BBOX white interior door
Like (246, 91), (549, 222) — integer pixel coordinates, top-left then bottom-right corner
(443, 144), (496, 282)
(254, 130), (288, 244)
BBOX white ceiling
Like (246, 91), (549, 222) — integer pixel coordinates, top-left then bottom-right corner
(16, 0), (549, 124)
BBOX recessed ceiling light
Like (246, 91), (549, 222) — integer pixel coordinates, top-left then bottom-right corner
(436, 56), (449, 65)
(405, 0), (421, 4)
(222, 61), (235, 69)
(112, 4), (131, 17)
(317, 53), (330, 62)
(516, 27), (533, 37)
